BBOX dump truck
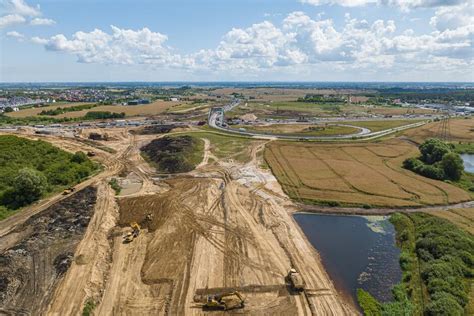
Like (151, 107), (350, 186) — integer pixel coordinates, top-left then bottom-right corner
(287, 268), (305, 291)
(194, 291), (244, 311)
(123, 222), (140, 243)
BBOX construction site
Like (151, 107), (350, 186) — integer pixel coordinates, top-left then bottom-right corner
(0, 127), (358, 315)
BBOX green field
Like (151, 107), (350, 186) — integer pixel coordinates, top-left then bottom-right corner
(233, 123), (359, 136)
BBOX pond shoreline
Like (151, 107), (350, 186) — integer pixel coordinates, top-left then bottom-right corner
(293, 213), (402, 310)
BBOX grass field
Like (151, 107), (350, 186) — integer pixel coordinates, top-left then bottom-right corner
(343, 119), (424, 132)
(424, 208), (474, 234)
(402, 117), (474, 143)
(265, 140), (471, 207)
(165, 102), (212, 113)
(176, 131), (257, 163)
(233, 123), (359, 136)
(228, 100), (436, 119)
(7, 100), (186, 118)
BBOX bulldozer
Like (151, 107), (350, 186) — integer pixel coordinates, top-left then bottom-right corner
(287, 268), (305, 291)
(123, 222), (140, 243)
(195, 291), (244, 311)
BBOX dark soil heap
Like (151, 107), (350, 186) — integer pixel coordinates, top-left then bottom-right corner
(141, 136), (199, 173)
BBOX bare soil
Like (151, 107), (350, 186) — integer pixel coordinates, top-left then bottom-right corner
(0, 187), (97, 315)
(0, 129), (359, 315)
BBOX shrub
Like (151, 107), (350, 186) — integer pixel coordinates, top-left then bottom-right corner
(425, 292), (464, 316)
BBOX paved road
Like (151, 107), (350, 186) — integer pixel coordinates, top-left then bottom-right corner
(208, 99), (428, 141)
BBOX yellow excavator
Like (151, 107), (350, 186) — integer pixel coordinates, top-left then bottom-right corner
(198, 291), (244, 311)
(123, 222), (140, 243)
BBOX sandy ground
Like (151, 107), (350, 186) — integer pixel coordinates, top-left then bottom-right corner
(0, 128), (358, 315)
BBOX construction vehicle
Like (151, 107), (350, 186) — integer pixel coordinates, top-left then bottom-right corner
(123, 222), (140, 243)
(287, 268), (305, 291)
(194, 291), (244, 311)
(62, 187), (75, 195)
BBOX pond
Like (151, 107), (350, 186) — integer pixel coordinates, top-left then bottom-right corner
(461, 154), (474, 173)
(293, 213), (402, 308)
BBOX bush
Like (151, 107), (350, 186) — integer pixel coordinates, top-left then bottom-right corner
(403, 138), (465, 182)
(109, 178), (121, 195)
(419, 138), (452, 164)
(82, 298), (96, 316)
(84, 111), (125, 120)
(425, 292), (464, 316)
(71, 151), (88, 164)
(441, 152), (464, 181)
(389, 213), (474, 315)
(357, 289), (381, 316)
(2, 168), (47, 208)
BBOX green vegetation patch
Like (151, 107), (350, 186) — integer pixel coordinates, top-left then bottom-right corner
(359, 212), (474, 316)
(181, 131), (255, 163)
(84, 111), (125, 120)
(404, 138), (470, 185)
(109, 178), (121, 195)
(453, 142), (474, 155)
(0, 135), (98, 220)
(39, 103), (98, 116)
(82, 298), (96, 316)
(141, 135), (203, 173)
(233, 124), (358, 137)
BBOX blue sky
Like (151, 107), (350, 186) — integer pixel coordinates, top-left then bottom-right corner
(0, 0), (472, 82)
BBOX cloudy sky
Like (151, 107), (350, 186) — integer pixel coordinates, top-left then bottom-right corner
(0, 0), (472, 82)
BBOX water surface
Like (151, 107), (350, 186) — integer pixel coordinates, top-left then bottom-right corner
(461, 154), (474, 173)
(294, 213), (402, 306)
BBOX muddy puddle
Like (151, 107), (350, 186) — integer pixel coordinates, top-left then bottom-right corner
(294, 213), (401, 307)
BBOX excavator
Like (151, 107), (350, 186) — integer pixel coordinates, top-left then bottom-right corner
(123, 222), (140, 243)
(195, 291), (245, 311)
(62, 187), (75, 195)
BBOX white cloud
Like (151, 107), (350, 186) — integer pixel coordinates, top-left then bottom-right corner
(0, 0), (55, 29)
(6, 30), (24, 40)
(4, 0), (41, 17)
(430, 2), (474, 31)
(21, 11), (473, 77)
(300, 0), (465, 10)
(35, 26), (181, 65)
(0, 13), (25, 28)
(300, 0), (376, 7)
(30, 17), (55, 26)
(30, 36), (47, 44)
